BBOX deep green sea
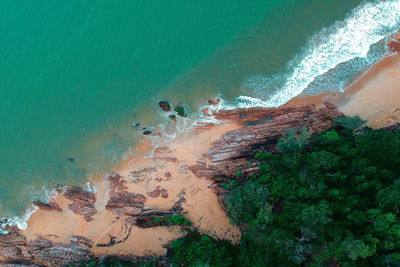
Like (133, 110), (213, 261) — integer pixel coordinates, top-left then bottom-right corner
(1, 0), (400, 228)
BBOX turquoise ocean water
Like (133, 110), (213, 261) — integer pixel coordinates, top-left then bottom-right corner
(1, 0), (400, 228)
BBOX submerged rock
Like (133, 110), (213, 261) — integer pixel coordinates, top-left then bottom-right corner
(142, 129), (152, 135)
(207, 98), (221, 105)
(158, 101), (171, 112)
(168, 114), (176, 121)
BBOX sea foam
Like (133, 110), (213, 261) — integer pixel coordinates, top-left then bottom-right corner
(244, 0), (400, 107)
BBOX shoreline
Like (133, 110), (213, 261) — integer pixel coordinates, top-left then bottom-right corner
(1, 50), (400, 264)
(20, 120), (243, 257)
(286, 52), (400, 128)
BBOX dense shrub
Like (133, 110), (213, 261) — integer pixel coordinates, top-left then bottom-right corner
(225, 181), (270, 226)
(170, 232), (235, 267)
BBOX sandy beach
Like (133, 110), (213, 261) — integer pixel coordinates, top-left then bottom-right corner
(21, 121), (242, 256)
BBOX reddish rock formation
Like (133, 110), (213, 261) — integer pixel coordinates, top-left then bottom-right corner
(192, 103), (343, 179)
(63, 186), (96, 222)
(27, 239), (95, 266)
(0, 232), (27, 261)
(106, 173), (128, 192)
(105, 173), (148, 216)
(388, 31), (400, 53)
(0, 233), (95, 266)
(32, 200), (62, 212)
(105, 192), (147, 216)
(207, 98), (221, 105)
(70, 235), (94, 248)
(147, 187), (169, 198)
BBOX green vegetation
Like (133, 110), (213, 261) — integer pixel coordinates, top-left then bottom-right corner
(170, 117), (400, 266)
(170, 232), (236, 267)
(151, 214), (192, 227)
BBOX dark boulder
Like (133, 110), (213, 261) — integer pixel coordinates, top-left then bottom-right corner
(158, 101), (171, 112)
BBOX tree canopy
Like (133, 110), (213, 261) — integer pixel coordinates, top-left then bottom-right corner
(170, 117), (400, 266)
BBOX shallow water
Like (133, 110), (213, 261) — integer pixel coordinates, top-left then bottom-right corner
(1, 0), (398, 221)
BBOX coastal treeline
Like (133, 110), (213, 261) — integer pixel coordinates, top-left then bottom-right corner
(169, 117), (400, 266)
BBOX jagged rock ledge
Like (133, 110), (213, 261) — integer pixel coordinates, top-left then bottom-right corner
(192, 102), (343, 179)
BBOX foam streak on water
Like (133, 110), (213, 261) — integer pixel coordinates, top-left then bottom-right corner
(247, 0), (400, 107)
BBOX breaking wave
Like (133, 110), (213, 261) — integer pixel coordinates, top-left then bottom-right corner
(243, 0), (400, 107)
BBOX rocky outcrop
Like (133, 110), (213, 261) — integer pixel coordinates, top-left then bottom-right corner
(0, 232), (95, 266)
(0, 230), (169, 266)
(388, 31), (400, 53)
(32, 200), (62, 212)
(106, 192), (147, 216)
(70, 235), (94, 248)
(63, 186), (96, 222)
(105, 174), (147, 216)
(192, 103), (343, 179)
(147, 187), (168, 198)
(104, 173), (184, 229)
(0, 232), (28, 261)
(27, 240), (95, 266)
(207, 98), (221, 105)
